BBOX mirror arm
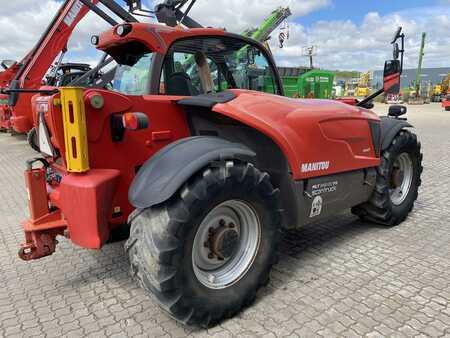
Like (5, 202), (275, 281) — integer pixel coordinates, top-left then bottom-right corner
(399, 33), (405, 73)
(356, 88), (384, 108)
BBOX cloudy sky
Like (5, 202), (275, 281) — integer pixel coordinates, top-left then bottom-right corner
(0, 0), (449, 71)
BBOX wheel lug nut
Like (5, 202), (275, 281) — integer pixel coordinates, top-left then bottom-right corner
(229, 223), (235, 228)
(219, 219), (225, 226)
(203, 241), (209, 248)
(208, 227), (214, 234)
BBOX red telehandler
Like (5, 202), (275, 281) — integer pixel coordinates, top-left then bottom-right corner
(14, 0), (422, 327)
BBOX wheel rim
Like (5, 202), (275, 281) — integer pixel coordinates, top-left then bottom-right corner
(192, 200), (261, 290)
(389, 152), (414, 206)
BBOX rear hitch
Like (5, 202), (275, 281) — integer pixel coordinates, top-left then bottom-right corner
(19, 233), (59, 261)
(19, 158), (67, 261)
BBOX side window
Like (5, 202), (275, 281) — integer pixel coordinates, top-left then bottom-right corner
(160, 52), (202, 95)
(161, 52), (228, 95)
(112, 53), (153, 95)
(160, 36), (280, 96)
(228, 46), (277, 94)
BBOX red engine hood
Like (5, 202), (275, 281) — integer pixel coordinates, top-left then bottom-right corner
(213, 90), (381, 180)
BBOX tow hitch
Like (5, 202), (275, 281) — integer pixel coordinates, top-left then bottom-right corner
(19, 158), (67, 261)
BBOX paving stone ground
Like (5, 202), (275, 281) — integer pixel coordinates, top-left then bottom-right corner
(0, 103), (450, 337)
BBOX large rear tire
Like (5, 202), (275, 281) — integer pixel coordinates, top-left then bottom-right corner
(352, 130), (423, 225)
(125, 161), (282, 326)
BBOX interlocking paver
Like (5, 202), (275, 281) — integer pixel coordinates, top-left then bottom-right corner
(1, 103), (450, 337)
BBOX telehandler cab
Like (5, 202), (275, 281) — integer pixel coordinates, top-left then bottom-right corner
(18, 1), (422, 326)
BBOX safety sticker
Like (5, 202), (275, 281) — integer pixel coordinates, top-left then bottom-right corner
(309, 196), (323, 218)
(311, 181), (338, 196)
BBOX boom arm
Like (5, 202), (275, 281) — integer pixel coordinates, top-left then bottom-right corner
(13, 0), (100, 90)
(243, 7), (292, 42)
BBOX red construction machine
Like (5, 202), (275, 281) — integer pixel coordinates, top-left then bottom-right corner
(15, 1), (422, 326)
(442, 91), (450, 111)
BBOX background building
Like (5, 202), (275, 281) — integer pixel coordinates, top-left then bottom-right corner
(373, 67), (450, 90)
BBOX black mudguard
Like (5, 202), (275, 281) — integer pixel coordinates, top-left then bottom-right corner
(129, 136), (256, 209)
(380, 117), (413, 151)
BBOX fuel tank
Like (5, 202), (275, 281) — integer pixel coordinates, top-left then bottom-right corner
(213, 90), (381, 180)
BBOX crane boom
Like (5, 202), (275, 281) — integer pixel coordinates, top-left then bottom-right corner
(414, 32), (426, 94)
(243, 7), (292, 42)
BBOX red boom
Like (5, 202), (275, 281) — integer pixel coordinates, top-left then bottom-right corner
(0, 0), (99, 133)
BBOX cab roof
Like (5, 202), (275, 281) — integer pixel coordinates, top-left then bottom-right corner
(96, 22), (227, 55)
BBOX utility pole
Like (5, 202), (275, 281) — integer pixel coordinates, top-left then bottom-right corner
(303, 46), (316, 69)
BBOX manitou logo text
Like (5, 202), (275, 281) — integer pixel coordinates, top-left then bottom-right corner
(301, 161), (330, 173)
(64, 1), (83, 26)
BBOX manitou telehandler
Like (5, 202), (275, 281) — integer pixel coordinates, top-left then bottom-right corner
(15, 1), (422, 327)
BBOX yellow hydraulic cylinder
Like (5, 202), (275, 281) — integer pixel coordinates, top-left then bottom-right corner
(60, 87), (90, 173)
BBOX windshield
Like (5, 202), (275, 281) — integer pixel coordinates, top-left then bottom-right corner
(113, 52), (153, 95)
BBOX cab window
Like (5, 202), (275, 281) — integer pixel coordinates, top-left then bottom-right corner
(108, 41), (153, 96)
(113, 53), (152, 95)
(160, 36), (279, 96)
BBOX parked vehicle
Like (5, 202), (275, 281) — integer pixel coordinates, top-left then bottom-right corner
(14, 2), (422, 327)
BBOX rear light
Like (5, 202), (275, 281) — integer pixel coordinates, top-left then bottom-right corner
(115, 24), (132, 37)
(122, 113), (149, 130)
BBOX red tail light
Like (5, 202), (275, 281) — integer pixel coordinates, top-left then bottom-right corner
(122, 112), (149, 131)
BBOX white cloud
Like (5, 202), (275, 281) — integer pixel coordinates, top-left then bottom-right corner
(271, 6), (450, 71)
(0, 0), (111, 65)
(176, 0), (331, 33)
(0, 1), (449, 73)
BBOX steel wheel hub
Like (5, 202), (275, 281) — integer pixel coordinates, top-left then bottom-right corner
(192, 200), (261, 289)
(389, 152), (413, 206)
(208, 221), (240, 260)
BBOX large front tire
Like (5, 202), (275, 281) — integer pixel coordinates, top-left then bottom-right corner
(353, 130), (423, 225)
(125, 161), (282, 326)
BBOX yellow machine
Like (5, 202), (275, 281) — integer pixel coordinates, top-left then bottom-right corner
(431, 74), (450, 102)
(432, 84), (443, 102)
(434, 84), (442, 95)
(442, 73), (450, 94)
(355, 71), (371, 97)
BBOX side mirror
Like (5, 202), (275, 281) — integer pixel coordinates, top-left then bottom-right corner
(383, 60), (401, 95)
(388, 105), (407, 118)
